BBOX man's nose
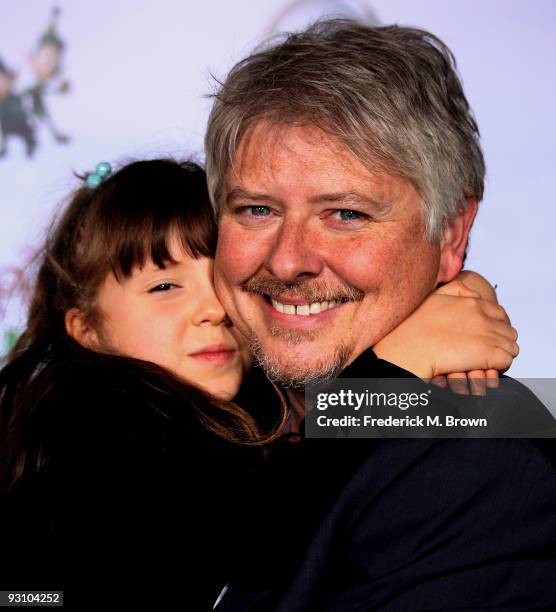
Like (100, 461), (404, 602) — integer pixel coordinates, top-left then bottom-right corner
(265, 220), (323, 282)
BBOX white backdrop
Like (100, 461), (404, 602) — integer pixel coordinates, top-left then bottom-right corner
(1, 0), (554, 376)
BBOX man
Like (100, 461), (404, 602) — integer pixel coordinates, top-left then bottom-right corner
(206, 20), (556, 610)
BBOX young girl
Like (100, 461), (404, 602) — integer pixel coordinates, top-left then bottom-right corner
(0, 159), (517, 608)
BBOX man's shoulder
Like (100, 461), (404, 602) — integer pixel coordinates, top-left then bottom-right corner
(219, 438), (556, 612)
(341, 352), (556, 438)
(343, 437), (556, 508)
(322, 437), (556, 610)
(296, 437), (556, 562)
(271, 438), (556, 611)
(428, 375), (556, 437)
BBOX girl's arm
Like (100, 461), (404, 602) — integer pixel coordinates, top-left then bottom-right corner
(373, 271), (518, 395)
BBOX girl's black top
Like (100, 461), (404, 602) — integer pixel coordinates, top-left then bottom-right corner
(0, 347), (283, 610)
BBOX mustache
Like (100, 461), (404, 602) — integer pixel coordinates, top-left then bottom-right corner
(241, 276), (364, 303)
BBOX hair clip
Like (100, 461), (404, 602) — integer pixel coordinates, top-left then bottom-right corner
(86, 162), (112, 189)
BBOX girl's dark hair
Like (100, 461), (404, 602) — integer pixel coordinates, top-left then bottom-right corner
(0, 159), (286, 492)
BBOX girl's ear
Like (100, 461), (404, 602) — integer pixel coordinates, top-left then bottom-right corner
(64, 308), (99, 349)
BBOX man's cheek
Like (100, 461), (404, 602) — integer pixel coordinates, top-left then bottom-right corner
(218, 229), (268, 283)
(216, 233), (247, 283)
(327, 245), (387, 291)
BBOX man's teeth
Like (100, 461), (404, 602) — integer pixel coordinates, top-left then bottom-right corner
(270, 298), (341, 316)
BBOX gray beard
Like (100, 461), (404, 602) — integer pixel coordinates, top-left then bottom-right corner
(238, 277), (363, 388)
(247, 326), (351, 390)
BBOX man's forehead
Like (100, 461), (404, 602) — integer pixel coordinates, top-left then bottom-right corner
(231, 120), (351, 169)
(224, 121), (415, 208)
(226, 121), (392, 195)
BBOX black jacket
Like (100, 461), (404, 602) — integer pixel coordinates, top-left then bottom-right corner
(217, 351), (556, 611)
(0, 349), (279, 610)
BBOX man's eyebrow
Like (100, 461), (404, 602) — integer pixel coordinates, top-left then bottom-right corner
(225, 188), (278, 205)
(224, 188), (391, 212)
(308, 191), (390, 211)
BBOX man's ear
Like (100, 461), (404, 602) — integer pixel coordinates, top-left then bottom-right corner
(64, 308), (99, 350)
(436, 198), (478, 284)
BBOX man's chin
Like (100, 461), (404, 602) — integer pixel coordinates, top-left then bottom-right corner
(248, 337), (351, 388)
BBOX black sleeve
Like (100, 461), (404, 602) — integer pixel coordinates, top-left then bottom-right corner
(319, 439), (556, 611)
(1, 374), (240, 609)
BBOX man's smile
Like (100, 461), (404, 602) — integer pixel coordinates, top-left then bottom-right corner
(269, 296), (344, 316)
(258, 292), (350, 328)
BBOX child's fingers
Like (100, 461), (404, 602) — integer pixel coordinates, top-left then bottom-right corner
(491, 333), (519, 360)
(434, 280), (481, 299)
(447, 373), (469, 395)
(482, 346), (517, 373)
(485, 369), (499, 388)
(488, 320), (518, 342)
(467, 370), (487, 396)
(431, 375), (447, 388)
(481, 300), (511, 324)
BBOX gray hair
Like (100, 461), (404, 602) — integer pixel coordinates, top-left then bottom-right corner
(205, 19), (485, 241)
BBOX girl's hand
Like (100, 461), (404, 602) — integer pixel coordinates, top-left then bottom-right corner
(373, 272), (519, 394)
(432, 273), (505, 395)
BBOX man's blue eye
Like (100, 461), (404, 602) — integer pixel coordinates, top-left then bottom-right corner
(338, 210), (362, 221)
(250, 206), (271, 216)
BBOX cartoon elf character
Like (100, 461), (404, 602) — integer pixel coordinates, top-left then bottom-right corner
(24, 6), (70, 145)
(0, 255), (34, 358)
(0, 58), (36, 158)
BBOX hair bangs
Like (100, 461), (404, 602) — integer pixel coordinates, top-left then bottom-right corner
(89, 159), (217, 281)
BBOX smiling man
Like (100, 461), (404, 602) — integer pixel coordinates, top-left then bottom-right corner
(206, 19), (556, 612)
(208, 23), (479, 394)
(214, 120), (464, 389)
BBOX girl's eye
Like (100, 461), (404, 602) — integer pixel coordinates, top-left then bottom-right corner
(148, 283), (179, 293)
